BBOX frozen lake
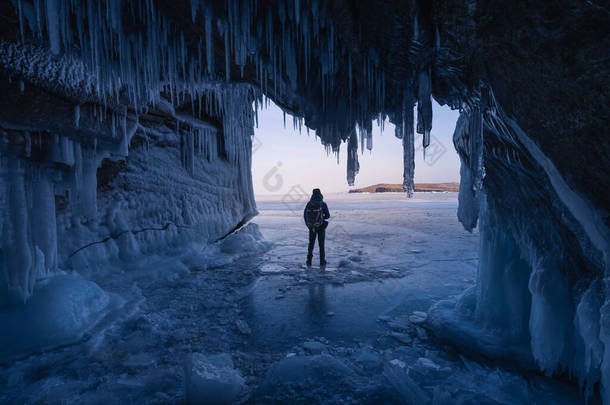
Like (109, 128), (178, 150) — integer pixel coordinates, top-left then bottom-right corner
(0, 192), (588, 404)
(247, 192), (479, 350)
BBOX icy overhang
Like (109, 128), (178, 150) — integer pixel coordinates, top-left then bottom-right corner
(0, 0), (607, 208)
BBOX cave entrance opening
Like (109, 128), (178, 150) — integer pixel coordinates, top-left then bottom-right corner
(251, 98), (462, 199)
(246, 98), (480, 349)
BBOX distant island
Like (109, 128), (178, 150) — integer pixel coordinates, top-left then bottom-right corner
(349, 183), (460, 193)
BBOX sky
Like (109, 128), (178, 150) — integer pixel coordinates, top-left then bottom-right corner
(252, 100), (460, 195)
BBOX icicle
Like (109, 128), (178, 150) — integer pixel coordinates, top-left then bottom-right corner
(74, 147), (99, 220)
(74, 105), (80, 128)
(346, 130), (359, 186)
(17, 0), (24, 42)
(416, 70), (432, 152)
(469, 87), (487, 192)
(224, 23), (230, 82)
(31, 166), (57, 273)
(365, 121), (373, 151)
(205, 12), (214, 76)
(45, 0), (61, 54)
(3, 157), (33, 302)
(348, 53), (352, 100)
(190, 0), (199, 22)
(402, 96), (415, 197)
(24, 131), (31, 158)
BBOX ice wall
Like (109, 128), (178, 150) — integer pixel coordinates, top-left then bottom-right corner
(0, 47), (258, 303)
(440, 87), (609, 400)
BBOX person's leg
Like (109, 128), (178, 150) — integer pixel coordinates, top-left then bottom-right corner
(318, 227), (326, 265)
(307, 228), (316, 265)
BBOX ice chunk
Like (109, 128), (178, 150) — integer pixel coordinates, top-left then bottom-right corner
(354, 347), (382, 370)
(409, 311), (428, 324)
(303, 341), (327, 354)
(383, 361), (430, 404)
(0, 275), (113, 361)
(416, 357), (441, 371)
(235, 319), (251, 335)
(390, 332), (413, 344)
(258, 354), (354, 389)
(389, 359), (406, 368)
(184, 353), (245, 405)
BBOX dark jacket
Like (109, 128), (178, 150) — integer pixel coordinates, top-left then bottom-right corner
(304, 194), (330, 226)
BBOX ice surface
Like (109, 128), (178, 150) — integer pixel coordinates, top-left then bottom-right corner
(0, 193), (590, 404)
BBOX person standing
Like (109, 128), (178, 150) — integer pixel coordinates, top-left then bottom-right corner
(303, 188), (330, 267)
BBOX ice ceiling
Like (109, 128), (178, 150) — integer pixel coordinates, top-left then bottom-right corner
(0, 0), (609, 402)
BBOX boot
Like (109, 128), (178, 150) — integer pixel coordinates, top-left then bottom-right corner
(320, 258), (327, 267)
(306, 255), (312, 267)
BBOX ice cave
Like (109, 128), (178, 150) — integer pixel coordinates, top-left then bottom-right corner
(0, 0), (608, 404)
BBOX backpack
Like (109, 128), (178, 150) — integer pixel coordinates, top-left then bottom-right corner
(305, 202), (325, 229)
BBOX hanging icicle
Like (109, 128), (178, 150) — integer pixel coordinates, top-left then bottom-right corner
(469, 85), (487, 192)
(416, 70), (432, 153)
(402, 94), (415, 197)
(346, 130), (360, 186)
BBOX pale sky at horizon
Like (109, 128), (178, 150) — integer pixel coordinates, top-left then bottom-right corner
(252, 99), (461, 196)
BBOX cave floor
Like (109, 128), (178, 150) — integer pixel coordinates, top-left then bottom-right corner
(0, 193), (589, 404)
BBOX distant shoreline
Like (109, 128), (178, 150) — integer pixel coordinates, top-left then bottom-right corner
(349, 183), (460, 193)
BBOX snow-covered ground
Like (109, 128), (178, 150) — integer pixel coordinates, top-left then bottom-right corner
(0, 193), (588, 404)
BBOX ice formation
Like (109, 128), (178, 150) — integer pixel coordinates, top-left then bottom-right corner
(0, 1), (607, 403)
(437, 88), (609, 401)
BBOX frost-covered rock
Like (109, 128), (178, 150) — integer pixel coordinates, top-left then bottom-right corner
(184, 353), (244, 405)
